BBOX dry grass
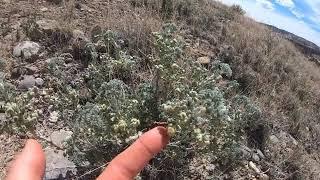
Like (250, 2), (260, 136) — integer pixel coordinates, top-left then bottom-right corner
(225, 16), (320, 179)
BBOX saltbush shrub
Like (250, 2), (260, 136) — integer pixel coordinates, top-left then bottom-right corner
(66, 24), (260, 177)
(0, 23), (260, 178)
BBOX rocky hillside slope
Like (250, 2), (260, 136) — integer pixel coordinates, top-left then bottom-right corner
(264, 23), (320, 55)
(0, 0), (320, 179)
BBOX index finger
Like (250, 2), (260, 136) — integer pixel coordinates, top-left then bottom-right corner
(97, 126), (169, 180)
(6, 139), (45, 180)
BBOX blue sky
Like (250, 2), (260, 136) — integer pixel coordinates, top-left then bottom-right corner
(218, 0), (320, 46)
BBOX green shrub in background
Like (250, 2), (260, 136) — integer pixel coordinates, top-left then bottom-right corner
(1, 59), (37, 134)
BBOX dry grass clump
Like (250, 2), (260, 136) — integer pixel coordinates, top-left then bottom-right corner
(225, 16), (320, 179)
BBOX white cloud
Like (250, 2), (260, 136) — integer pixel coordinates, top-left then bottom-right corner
(291, 9), (304, 18)
(275, 0), (294, 8)
(219, 0), (320, 46)
(274, 0), (304, 19)
(304, 0), (320, 25)
(256, 0), (275, 10)
(304, 0), (320, 16)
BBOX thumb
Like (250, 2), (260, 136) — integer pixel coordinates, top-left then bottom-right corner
(6, 139), (46, 180)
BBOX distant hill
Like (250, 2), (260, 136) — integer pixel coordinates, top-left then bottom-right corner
(263, 23), (320, 55)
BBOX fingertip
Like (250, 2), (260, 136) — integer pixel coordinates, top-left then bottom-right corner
(24, 139), (43, 153)
(98, 126), (169, 180)
(6, 139), (45, 180)
(140, 126), (169, 153)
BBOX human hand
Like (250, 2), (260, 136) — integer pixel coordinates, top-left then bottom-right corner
(6, 126), (169, 180)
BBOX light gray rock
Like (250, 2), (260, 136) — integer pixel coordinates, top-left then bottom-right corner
(0, 113), (5, 122)
(0, 101), (4, 109)
(239, 145), (252, 159)
(25, 65), (38, 75)
(36, 19), (59, 33)
(40, 7), (48, 12)
(252, 153), (260, 162)
(278, 131), (298, 146)
(248, 161), (261, 174)
(197, 56), (210, 65)
(256, 149), (265, 159)
(35, 78), (44, 86)
(45, 148), (77, 179)
(50, 129), (73, 148)
(49, 111), (59, 123)
(260, 174), (270, 180)
(0, 72), (4, 79)
(269, 135), (279, 144)
(13, 41), (40, 59)
(18, 76), (36, 90)
(290, 136), (298, 146)
(46, 57), (64, 64)
(72, 30), (87, 40)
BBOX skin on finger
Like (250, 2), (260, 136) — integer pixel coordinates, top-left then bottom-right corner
(6, 139), (46, 180)
(97, 126), (169, 180)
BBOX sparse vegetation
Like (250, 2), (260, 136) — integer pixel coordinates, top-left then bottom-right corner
(0, 0), (320, 179)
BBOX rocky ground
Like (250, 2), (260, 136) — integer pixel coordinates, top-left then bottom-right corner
(0, 1), (104, 178)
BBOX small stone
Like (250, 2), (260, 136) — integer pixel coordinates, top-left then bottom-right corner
(269, 135), (279, 144)
(13, 41), (40, 60)
(35, 78), (44, 86)
(49, 111), (59, 123)
(50, 129), (73, 148)
(72, 29), (86, 39)
(249, 161), (261, 174)
(239, 145), (251, 159)
(252, 153), (260, 162)
(256, 149), (265, 159)
(36, 19), (59, 33)
(25, 65), (38, 75)
(197, 56), (210, 64)
(0, 113), (6, 122)
(0, 72), (4, 79)
(45, 148), (76, 179)
(290, 136), (298, 146)
(260, 174), (269, 180)
(40, 7), (48, 12)
(18, 76), (36, 90)
(286, 148), (294, 155)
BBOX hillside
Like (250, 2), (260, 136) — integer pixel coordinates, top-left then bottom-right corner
(263, 23), (320, 55)
(1, 0), (320, 179)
